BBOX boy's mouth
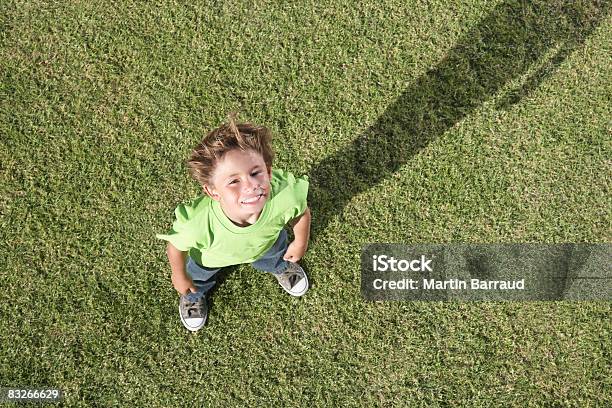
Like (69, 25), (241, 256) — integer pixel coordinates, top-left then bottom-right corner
(241, 193), (264, 205)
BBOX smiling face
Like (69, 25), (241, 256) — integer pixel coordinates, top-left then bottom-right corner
(204, 149), (272, 226)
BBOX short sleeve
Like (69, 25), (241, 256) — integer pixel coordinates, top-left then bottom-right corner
(155, 203), (198, 251)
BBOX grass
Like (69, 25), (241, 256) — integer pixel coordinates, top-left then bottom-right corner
(1, 0), (610, 406)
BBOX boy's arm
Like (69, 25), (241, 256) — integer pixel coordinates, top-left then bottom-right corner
(166, 242), (196, 295)
(284, 207), (311, 262)
(290, 206), (311, 248)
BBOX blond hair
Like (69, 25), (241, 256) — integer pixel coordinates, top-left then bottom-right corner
(187, 112), (274, 187)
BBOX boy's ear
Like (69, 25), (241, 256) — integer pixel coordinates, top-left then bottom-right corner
(203, 184), (220, 201)
(266, 165), (272, 179)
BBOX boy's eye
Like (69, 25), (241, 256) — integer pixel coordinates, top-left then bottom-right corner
(251, 171), (261, 177)
(229, 179), (239, 185)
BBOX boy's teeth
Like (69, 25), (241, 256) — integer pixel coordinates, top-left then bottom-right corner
(243, 195), (260, 203)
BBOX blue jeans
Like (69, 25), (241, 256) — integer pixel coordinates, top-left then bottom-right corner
(184, 229), (289, 302)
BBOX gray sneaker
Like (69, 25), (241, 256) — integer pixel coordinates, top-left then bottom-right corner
(179, 294), (208, 332)
(273, 262), (309, 297)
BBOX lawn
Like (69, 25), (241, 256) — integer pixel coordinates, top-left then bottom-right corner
(1, 0), (610, 406)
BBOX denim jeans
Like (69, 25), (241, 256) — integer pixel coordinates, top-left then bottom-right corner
(184, 229), (289, 302)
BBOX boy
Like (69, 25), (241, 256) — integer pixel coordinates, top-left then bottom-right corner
(156, 114), (311, 332)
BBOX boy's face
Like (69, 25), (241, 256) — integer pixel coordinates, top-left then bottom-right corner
(204, 149), (272, 224)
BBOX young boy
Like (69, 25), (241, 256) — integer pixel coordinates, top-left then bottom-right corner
(156, 114), (311, 332)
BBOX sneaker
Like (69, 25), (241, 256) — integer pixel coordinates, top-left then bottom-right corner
(179, 294), (208, 332)
(273, 262), (309, 297)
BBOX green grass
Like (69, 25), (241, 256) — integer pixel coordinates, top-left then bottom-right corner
(1, 0), (610, 406)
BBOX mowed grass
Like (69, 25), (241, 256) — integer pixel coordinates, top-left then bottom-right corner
(1, 0), (611, 406)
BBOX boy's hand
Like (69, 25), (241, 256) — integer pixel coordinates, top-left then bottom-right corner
(171, 273), (197, 295)
(283, 240), (307, 263)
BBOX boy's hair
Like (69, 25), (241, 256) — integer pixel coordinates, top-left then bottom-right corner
(187, 112), (274, 187)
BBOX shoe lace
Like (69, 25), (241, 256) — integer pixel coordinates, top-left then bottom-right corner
(184, 299), (204, 318)
(280, 268), (302, 288)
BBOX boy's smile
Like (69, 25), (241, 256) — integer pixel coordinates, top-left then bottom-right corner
(204, 149), (272, 226)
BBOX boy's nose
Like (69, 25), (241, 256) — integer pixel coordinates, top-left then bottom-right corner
(244, 180), (259, 193)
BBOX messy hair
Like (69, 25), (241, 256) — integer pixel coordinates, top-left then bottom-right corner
(187, 112), (274, 187)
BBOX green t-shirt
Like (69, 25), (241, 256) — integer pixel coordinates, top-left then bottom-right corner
(156, 169), (309, 268)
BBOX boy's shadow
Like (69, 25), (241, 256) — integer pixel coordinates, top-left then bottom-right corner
(307, 0), (609, 242)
